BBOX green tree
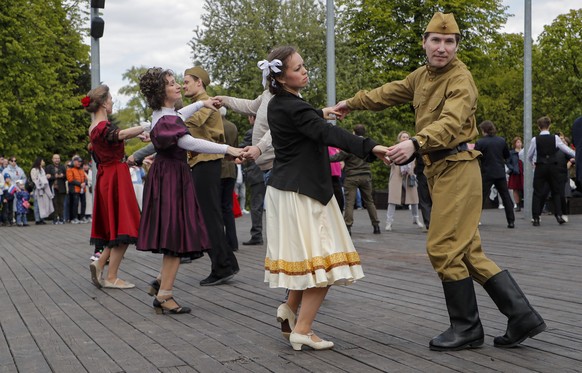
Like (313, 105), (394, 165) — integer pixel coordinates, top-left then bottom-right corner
(0, 0), (90, 167)
(473, 32), (525, 140)
(190, 0), (328, 135)
(533, 9), (582, 135)
(118, 66), (151, 125)
(335, 0), (509, 187)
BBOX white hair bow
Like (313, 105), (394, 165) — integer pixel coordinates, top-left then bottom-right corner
(257, 59), (282, 88)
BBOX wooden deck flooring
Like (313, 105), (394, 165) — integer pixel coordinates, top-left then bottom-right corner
(0, 208), (580, 372)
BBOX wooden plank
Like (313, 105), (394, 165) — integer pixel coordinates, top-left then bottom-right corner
(0, 209), (581, 372)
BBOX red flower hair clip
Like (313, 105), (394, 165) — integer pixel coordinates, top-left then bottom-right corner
(81, 96), (91, 107)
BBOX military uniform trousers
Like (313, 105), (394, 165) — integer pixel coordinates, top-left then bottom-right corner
(343, 173), (379, 227)
(426, 158), (501, 284)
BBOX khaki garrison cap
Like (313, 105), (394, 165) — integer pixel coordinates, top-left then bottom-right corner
(425, 12), (460, 34)
(184, 66), (210, 86)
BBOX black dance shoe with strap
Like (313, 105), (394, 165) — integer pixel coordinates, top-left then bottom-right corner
(153, 297), (191, 315)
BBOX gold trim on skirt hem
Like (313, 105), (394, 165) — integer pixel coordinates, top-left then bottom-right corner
(265, 252), (361, 276)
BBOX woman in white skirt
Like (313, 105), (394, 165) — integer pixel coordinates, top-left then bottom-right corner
(260, 46), (389, 351)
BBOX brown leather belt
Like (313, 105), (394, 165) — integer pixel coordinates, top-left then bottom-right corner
(422, 143), (469, 166)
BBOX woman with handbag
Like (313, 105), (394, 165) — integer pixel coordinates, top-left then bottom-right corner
(385, 131), (424, 231)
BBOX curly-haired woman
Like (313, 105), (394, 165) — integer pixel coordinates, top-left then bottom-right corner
(138, 67), (242, 314)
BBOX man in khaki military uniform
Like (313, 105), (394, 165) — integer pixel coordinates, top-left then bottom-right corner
(183, 66), (239, 285)
(335, 12), (546, 351)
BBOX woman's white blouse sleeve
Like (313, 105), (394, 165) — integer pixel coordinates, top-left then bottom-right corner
(177, 102), (204, 121)
(177, 134), (228, 154)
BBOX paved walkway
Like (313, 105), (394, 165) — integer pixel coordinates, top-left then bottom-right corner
(0, 208), (580, 372)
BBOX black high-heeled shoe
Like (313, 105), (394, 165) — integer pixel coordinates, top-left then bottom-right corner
(147, 278), (160, 296)
(153, 297), (191, 314)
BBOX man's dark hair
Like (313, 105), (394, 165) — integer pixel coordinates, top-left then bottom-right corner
(353, 124), (366, 136)
(537, 116), (551, 130)
(479, 120), (496, 135)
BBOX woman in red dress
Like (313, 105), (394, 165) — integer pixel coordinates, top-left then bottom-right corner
(84, 85), (146, 289)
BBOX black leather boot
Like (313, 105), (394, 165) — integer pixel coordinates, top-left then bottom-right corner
(429, 277), (484, 351)
(373, 224), (380, 234)
(483, 270), (546, 348)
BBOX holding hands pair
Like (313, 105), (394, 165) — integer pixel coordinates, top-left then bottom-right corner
(329, 101), (417, 166)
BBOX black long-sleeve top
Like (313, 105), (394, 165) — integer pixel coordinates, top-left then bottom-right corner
(267, 90), (378, 205)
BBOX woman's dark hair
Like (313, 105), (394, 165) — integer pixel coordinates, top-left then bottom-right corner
(32, 156), (44, 170)
(139, 67), (174, 110)
(266, 46), (298, 95)
(84, 84), (110, 113)
(479, 120), (496, 135)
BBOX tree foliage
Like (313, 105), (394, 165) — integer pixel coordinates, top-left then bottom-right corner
(533, 9), (582, 135)
(0, 0), (91, 169)
(190, 0), (328, 137)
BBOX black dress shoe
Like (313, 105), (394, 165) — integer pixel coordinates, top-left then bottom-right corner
(555, 215), (566, 224)
(507, 222), (515, 229)
(373, 224), (381, 234)
(242, 239), (263, 246)
(532, 218), (540, 226)
(200, 273), (234, 286)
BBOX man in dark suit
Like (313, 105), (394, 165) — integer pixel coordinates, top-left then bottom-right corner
(474, 121), (515, 228)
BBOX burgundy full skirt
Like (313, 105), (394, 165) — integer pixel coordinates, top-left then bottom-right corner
(136, 118), (210, 258)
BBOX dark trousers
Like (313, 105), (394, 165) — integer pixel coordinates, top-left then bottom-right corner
(416, 171), (432, 228)
(53, 193), (65, 221)
(331, 176), (344, 212)
(2, 199), (14, 224)
(220, 177), (238, 251)
(482, 177), (515, 223)
(191, 160), (238, 277)
(532, 164), (563, 218)
(249, 180), (266, 241)
(79, 192), (87, 219)
(69, 193), (80, 221)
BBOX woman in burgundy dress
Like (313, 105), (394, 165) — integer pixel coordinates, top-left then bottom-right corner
(84, 84), (146, 289)
(138, 67), (243, 314)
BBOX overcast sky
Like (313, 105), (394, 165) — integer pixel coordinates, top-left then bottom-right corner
(84, 0), (581, 110)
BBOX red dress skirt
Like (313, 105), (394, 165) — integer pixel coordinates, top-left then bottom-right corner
(90, 121), (140, 247)
(507, 160), (524, 190)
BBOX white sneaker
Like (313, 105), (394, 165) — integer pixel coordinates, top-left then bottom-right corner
(72, 219), (80, 224)
(562, 215), (569, 223)
(498, 204), (505, 209)
(385, 223), (392, 231)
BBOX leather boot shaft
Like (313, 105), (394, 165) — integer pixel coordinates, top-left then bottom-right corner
(483, 270), (546, 347)
(430, 277), (484, 351)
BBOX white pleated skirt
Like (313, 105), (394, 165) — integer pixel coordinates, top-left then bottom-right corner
(264, 186), (364, 290)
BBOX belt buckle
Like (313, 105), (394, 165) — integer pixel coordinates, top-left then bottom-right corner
(422, 154), (432, 166)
